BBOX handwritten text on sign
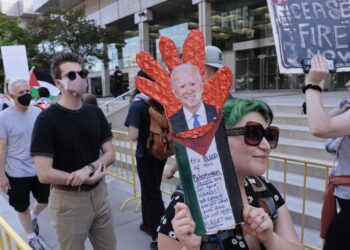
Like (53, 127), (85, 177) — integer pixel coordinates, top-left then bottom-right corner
(267, 0), (350, 73)
(187, 139), (235, 234)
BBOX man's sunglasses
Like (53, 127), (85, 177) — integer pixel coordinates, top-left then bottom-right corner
(64, 70), (88, 80)
(226, 121), (279, 149)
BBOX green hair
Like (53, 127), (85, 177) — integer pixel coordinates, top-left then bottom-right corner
(222, 99), (273, 129)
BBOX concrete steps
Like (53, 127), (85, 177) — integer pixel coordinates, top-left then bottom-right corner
(274, 138), (333, 162)
(276, 124), (325, 143)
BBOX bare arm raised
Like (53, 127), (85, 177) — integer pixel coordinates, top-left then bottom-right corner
(305, 54), (350, 138)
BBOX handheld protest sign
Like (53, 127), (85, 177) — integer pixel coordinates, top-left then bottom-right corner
(1, 45), (29, 83)
(267, 0), (350, 74)
(135, 30), (243, 235)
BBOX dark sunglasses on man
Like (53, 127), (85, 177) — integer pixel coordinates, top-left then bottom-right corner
(226, 121), (279, 149)
(63, 70), (89, 80)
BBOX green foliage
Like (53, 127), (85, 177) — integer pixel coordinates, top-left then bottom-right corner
(28, 7), (111, 72)
(0, 13), (34, 88)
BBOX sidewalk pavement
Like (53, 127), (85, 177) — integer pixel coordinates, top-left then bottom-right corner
(0, 175), (172, 250)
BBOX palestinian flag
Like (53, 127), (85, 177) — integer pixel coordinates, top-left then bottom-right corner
(29, 68), (60, 100)
(173, 120), (243, 235)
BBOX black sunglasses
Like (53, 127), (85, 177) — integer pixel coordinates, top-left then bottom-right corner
(226, 121), (279, 149)
(63, 70), (88, 80)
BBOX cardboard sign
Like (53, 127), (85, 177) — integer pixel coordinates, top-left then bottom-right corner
(135, 30), (243, 235)
(267, 0), (350, 74)
(1, 45), (29, 83)
(186, 138), (236, 233)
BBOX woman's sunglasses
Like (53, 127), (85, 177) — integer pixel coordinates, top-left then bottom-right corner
(64, 70), (89, 80)
(226, 121), (279, 149)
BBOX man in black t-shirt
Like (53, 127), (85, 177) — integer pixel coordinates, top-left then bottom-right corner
(30, 52), (116, 250)
(125, 71), (166, 249)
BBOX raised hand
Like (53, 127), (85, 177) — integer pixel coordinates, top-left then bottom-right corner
(305, 54), (329, 85)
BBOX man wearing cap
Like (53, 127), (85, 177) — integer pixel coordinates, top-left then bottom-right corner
(204, 45), (233, 99)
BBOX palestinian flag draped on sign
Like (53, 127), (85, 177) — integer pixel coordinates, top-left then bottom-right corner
(29, 68), (60, 100)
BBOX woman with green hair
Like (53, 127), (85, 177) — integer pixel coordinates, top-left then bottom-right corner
(158, 99), (303, 250)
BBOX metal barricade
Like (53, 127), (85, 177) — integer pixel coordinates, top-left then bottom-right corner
(267, 153), (334, 250)
(0, 216), (32, 250)
(108, 130), (140, 211)
(108, 130), (175, 212)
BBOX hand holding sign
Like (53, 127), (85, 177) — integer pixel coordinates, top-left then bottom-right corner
(305, 54), (330, 86)
(172, 203), (202, 250)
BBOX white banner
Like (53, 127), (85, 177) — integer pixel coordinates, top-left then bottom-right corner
(1, 45), (29, 83)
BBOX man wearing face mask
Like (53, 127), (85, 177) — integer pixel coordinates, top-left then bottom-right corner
(31, 52), (116, 250)
(0, 79), (49, 250)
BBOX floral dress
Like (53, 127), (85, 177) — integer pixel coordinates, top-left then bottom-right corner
(157, 176), (285, 250)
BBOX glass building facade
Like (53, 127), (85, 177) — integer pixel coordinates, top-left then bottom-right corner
(72, 0), (350, 94)
(148, 3), (198, 62)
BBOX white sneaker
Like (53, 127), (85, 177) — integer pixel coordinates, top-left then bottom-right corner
(29, 237), (44, 250)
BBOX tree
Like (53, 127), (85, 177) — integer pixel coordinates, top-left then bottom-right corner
(28, 7), (112, 72)
(0, 13), (34, 89)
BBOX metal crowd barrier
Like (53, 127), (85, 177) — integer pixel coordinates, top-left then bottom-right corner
(109, 130), (332, 250)
(108, 130), (174, 212)
(267, 153), (334, 250)
(0, 216), (32, 250)
(108, 130), (140, 211)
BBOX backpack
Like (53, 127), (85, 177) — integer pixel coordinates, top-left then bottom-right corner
(146, 104), (174, 160)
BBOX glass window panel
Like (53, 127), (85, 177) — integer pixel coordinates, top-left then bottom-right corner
(212, 0), (271, 50)
(148, 6), (198, 62)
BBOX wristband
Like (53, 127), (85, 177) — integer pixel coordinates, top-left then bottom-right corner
(302, 84), (322, 94)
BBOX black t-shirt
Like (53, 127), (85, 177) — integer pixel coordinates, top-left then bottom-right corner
(30, 103), (112, 173)
(158, 176), (285, 250)
(124, 99), (150, 158)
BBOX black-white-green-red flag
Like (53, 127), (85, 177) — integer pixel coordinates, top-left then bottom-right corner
(29, 68), (60, 100)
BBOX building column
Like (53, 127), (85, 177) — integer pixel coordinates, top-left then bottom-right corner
(101, 42), (111, 97)
(134, 9), (153, 52)
(192, 0), (212, 45)
(232, 51), (236, 92)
